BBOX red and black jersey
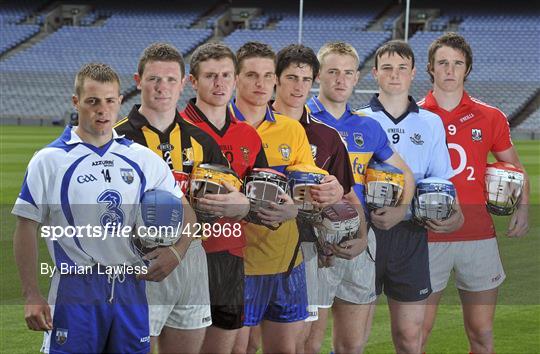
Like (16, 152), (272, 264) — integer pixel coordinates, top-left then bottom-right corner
(181, 99), (268, 256)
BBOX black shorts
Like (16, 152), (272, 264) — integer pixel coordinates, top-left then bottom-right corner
(373, 220), (432, 302)
(207, 251), (244, 329)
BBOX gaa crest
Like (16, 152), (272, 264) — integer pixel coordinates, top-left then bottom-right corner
(279, 144), (291, 161)
(56, 328), (68, 345)
(353, 133), (364, 148)
(120, 168), (134, 184)
(472, 128), (482, 142)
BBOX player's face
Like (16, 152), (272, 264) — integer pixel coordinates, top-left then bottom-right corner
(372, 53), (415, 96)
(430, 45), (468, 93)
(236, 57), (276, 107)
(317, 54), (359, 104)
(191, 58), (236, 108)
(73, 79), (122, 146)
(276, 63), (313, 109)
(135, 60), (185, 114)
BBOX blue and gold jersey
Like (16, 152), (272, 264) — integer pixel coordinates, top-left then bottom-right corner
(307, 96), (394, 208)
(229, 102), (315, 275)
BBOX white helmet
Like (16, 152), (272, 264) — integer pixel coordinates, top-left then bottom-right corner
(485, 162), (524, 216)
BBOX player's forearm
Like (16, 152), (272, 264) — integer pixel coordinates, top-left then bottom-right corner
(13, 217), (41, 299)
(173, 197), (197, 257)
(343, 190), (368, 240)
(400, 165), (415, 206)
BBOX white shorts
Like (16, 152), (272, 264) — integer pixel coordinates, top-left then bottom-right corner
(318, 229), (377, 307)
(429, 238), (506, 293)
(302, 242), (319, 322)
(147, 240), (211, 335)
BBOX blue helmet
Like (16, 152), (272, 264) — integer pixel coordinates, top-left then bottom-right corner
(413, 177), (456, 223)
(286, 164), (328, 222)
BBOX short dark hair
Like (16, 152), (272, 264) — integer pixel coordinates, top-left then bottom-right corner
(138, 42), (185, 78)
(236, 41), (275, 74)
(74, 63), (120, 97)
(374, 40), (415, 69)
(427, 32), (473, 83)
(190, 42), (237, 78)
(276, 44), (319, 80)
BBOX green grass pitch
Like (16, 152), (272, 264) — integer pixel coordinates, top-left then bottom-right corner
(0, 125), (538, 353)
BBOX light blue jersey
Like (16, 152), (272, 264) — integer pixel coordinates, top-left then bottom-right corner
(358, 95), (453, 183)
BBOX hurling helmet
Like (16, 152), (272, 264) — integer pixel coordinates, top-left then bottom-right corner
(286, 164), (328, 223)
(190, 163), (242, 223)
(365, 160), (405, 210)
(413, 177), (456, 223)
(485, 162), (524, 216)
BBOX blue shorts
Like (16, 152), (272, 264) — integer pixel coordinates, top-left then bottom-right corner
(244, 263), (308, 326)
(42, 266), (149, 354)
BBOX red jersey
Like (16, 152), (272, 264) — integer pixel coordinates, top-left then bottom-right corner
(419, 91), (513, 242)
(181, 99), (268, 256)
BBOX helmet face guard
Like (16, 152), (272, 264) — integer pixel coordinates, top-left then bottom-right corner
(286, 164), (328, 223)
(485, 162), (524, 216)
(413, 177), (456, 223)
(365, 161), (404, 210)
(244, 168), (289, 228)
(190, 164), (242, 223)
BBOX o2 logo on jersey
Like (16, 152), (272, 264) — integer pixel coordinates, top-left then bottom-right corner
(97, 190), (125, 229)
(448, 143), (475, 181)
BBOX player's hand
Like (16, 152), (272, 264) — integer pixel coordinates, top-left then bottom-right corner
(139, 247), (181, 282)
(317, 247), (336, 268)
(311, 175), (344, 208)
(507, 204), (529, 238)
(370, 205), (407, 230)
(198, 181), (250, 220)
(425, 205), (464, 233)
(329, 237), (368, 260)
(258, 193), (298, 226)
(24, 293), (53, 331)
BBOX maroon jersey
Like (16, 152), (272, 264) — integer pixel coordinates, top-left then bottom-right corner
(299, 105), (355, 194)
(181, 99), (268, 256)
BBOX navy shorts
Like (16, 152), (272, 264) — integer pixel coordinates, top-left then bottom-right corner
(373, 221), (432, 302)
(42, 266), (149, 354)
(244, 263), (308, 326)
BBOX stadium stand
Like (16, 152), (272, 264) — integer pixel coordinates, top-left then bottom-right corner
(0, 0), (538, 131)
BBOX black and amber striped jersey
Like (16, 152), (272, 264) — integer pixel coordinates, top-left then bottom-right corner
(114, 105), (228, 174)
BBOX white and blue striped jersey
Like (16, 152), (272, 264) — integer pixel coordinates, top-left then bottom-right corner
(12, 126), (181, 267)
(358, 95), (454, 183)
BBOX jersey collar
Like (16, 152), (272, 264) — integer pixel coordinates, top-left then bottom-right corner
(62, 125), (123, 145)
(228, 100), (276, 123)
(308, 96), (353, 119)
(369, 94), (419, 114)
(422, 90), (474, 111)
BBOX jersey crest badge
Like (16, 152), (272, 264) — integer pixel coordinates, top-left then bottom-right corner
(182, 148), (194, 166)
(310, 144), (318, 159)
(472, 128), (482, 142)
(240, 147), (250, 164)
(279, 144), (291, 161)
(353, 133), (364, 148)
(410, 133), (424, 145)
(56, 328), (68, 345)
(121, 168), (134, 184)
